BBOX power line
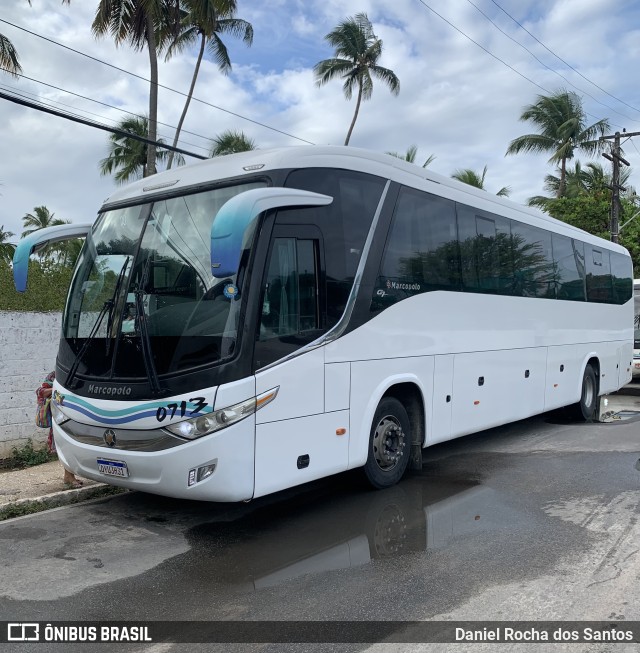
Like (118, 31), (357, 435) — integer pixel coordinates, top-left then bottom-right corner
(414, 0), (621, 129)
(414, 0), (549, 94)
(0, 17), (315, 146)
(0, 83), (204, 154)
(0, 90), (208, 160)
(1, 68), (216, 150)
(464, 0), (639, 124)
(0, 72), (211, 154)
(488, 0), (640, 116)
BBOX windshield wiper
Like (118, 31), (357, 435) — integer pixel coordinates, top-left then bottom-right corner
(65, 258), (130, 389)
(135, 245), (164, 397)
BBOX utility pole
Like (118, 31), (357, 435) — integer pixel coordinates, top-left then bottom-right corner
(601, 130), (640, 243)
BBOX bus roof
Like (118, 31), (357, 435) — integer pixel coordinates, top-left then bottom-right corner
(102, 145), (629, 256)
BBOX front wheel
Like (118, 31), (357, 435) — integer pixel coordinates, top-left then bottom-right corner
(364, 397), (411, 489)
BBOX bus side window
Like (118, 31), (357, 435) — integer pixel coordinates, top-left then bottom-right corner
(552, 234), (586, 301)
(375, 186), (458, 306)
(610, 251), (633, 304)
(509, 222), (554, 298)
(255, 236), (321, 369)
(586, 246), (613, 303)
(458, 207), (512, 295)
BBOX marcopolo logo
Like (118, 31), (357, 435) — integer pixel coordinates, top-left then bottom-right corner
(88, 385), (133, 397)
(386, 280), (421, 291)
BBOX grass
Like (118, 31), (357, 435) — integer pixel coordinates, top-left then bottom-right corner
(1, 439), (56, 470)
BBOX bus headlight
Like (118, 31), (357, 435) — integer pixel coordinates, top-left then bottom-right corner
(165, 387), (279, 440)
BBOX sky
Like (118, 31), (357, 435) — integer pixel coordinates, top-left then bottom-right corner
(2, 0), (640, 242)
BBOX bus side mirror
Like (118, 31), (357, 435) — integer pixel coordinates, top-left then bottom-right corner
(12, 223), (93, 292)
(211, 187), (333, 278)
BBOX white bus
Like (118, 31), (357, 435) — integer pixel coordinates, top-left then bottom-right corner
(13, 146), (634, 501)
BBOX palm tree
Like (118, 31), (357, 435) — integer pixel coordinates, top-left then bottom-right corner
(21, 206), (68, 262)
(386, 145), (435, 168)
(99, 115), (178, 183)
(314, 12), (400, 146)
(506, 90), (610, 197)
(163, 0), (253, 170)
(0, 225), (16, 264)
(528, 161), (632, 209)
(21, 206), (66, 237)
(0, 34), (22, 77)
(92, 0), (180, 178)
(209, 129), (256, 156)
(451, 166), (511, 197)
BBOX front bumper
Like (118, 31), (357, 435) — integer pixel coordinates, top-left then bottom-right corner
(54, 416), (255, 502)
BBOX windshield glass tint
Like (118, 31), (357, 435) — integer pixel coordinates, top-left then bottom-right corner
(63, 182), (265, 379)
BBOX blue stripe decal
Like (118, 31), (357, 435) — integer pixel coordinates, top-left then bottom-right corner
(65, 395), (201, 417)
(63, 401), (212, 425)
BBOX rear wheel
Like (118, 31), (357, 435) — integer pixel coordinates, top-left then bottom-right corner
(574, 364), (598, 421)
(364, 397), (411, 489)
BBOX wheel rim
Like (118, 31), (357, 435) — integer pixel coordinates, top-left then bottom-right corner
(583, 375), (595, 410)
(372, 415), (406, 471)
(372, 505), (407, 556)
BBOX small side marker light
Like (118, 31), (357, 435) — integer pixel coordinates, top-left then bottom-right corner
(473, 400), (480, 405)
(336, 428), (346, 436)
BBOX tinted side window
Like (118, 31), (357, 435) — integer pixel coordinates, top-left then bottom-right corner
(552, 234), (586, 301)
(284, 168), (385, 326)
(510, 222), (555, 298)
(457, 206), (513, 294)
(610, 251), (632, 304)
(586, 246), (613, 303)
(376, 187), (459, 304)
(255, 236), (322, 369)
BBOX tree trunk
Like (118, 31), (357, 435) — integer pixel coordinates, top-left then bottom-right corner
(558, 157), (567, 198)
(145, 13), (158, 177)
(344, 83), (363, 146)
(167, 32), (205, 170)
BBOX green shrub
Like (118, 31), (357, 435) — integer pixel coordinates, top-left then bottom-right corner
(0, 260), (73, 311)
(4, 439), (56, 469)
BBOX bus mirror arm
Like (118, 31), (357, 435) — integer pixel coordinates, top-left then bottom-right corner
(210, 188), (333, 278)
(12, 223), (93, 292)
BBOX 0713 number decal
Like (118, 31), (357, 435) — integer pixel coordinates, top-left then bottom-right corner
(156, 397), (208, 422)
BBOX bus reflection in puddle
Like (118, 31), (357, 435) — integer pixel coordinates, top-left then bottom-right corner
(184, 476), (523, 591)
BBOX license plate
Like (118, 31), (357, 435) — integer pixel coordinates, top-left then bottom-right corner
(97, 458), (129, 478)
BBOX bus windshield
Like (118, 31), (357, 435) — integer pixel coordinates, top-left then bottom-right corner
(62, 181), (266, 380)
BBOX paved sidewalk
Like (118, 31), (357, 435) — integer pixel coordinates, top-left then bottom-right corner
(0, 460), (118, 515)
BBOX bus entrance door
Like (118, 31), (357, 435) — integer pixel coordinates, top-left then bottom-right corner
(252, 227), (349, 497)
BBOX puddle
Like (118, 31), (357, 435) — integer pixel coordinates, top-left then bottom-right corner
(599, 410), (640, 422)
(544, 406), (640, 425)
(180, 475), (524, 591)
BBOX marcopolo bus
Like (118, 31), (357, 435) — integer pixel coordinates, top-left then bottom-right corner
(13, 146), (634, 501)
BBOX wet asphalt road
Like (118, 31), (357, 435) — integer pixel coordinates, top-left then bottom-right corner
(1, 408), (639, 652)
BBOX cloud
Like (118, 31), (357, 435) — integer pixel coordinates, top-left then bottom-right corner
(1, 0), (640, 243)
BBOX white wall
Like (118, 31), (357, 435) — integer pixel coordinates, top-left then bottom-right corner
(0, 311), (61, 458)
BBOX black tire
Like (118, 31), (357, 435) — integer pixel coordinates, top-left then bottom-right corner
(575, 364), (598, 421)
(364, 397), (411, 489)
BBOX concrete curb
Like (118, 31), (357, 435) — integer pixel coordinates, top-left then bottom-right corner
(0, 484), (128, 519)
